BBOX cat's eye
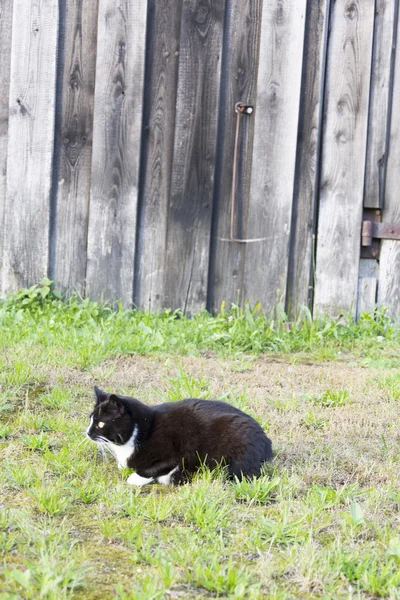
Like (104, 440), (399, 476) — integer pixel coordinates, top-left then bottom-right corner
(98, 422), (105, 429)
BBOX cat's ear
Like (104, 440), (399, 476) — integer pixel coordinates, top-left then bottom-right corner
(108, 394), (126, 415)
(94, 386), (108, 404)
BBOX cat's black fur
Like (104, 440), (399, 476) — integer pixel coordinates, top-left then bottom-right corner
(87, 386), (273, 484)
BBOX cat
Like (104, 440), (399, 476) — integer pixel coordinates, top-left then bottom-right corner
(86, 386), (273, 486)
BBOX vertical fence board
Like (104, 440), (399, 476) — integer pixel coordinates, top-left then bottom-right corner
(357, 258), (378, 317)
(314, 0), (375, 316)
(2, 0), (59, 292)
(0, 0), (13, 286)
(364, 0), (397, 208)
(50, 0), (99, 294)
(286, 0), (330, 317)
(208, 0), (263, 314)
(164, 0), (225, 314)
(86, 0), (147, 306)
(242, 0), (307, 311)
(378, 16), (400, 320)
(134, 0), (182, 311)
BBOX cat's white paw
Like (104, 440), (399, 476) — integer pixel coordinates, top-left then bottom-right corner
(127, 473), (153, 487)
(157, 466), (179, 485)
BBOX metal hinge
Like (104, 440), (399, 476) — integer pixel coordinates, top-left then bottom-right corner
(361, 208), (400, 259)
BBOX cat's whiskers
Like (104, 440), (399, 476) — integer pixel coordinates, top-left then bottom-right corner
(98, 440), (113, 461)
(95, 435), (110, 444)
(95, 436), (118, 460)
(80, 433), (91, 447)
(106, 445), (116, 458)
(98, 442), (107, 460)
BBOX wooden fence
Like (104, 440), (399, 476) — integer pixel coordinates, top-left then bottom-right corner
(0, 0), (399, 318)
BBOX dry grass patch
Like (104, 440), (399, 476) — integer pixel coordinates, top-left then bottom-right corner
(1, 352), (400, 598)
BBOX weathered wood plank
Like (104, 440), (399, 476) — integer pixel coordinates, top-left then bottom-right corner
(163, 0), (226, 314)
(0, 0), (13, 287)
(134, 0), (183, 311)
(314, 0), (375, 317)
(50, 0), (99, 295)
(207, 0), (263, 314)
(86, 0), (147, 306)
(285, 0), (330, 318)
(357, 258), (377, 318)
(242, 0), (307, 312)
(378, 14), (400, 320)
(364, 0), (397, 208)
(2, 0), (59, 292)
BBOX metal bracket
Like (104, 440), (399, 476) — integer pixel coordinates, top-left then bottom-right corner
(362, 221), (400, 245)
(361, 208), (400, 259)
(235, 103), (254, 116)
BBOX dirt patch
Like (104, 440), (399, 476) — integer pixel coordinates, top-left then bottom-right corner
(46, 354), (379, 400)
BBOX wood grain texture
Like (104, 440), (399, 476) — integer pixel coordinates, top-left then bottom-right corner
(364, 0), (397, 208)
(86, 0), (147, 306)
(0, 0), (13, 287)
(50, 0), (99, 294)
(378, 15), (400, 320)
(134, 0), (183, 311)
(207, 0), (263, 314)
(314, 0), (375, 317)
(357, 258), (377, 317)
(285, 0), (330, 318)
(2, 0), (59, 292)
(242, 0), (307, 311)
(163, 0), (226, 314)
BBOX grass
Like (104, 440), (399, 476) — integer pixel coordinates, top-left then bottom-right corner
(305, 388), (351, 408)
(0, 278), (398, 369)
(0, 282), (400, 597)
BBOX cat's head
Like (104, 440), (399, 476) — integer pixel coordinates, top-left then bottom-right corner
(86, 386), (134, 445)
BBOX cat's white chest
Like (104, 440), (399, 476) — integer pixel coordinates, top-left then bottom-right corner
(109, 426), (138, 468)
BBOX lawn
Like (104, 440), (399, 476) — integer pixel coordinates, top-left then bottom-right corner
(1, 281), (400, 599)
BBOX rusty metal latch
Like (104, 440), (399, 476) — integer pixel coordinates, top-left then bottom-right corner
(219, 102), (270, 244)
(362, 220), (400, 246)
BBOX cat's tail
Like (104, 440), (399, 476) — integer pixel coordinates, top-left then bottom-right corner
(262, 435), (273, 462)
(228, 434), (273, 481)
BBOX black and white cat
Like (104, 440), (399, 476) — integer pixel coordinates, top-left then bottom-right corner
(86, 386), (273, 486)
